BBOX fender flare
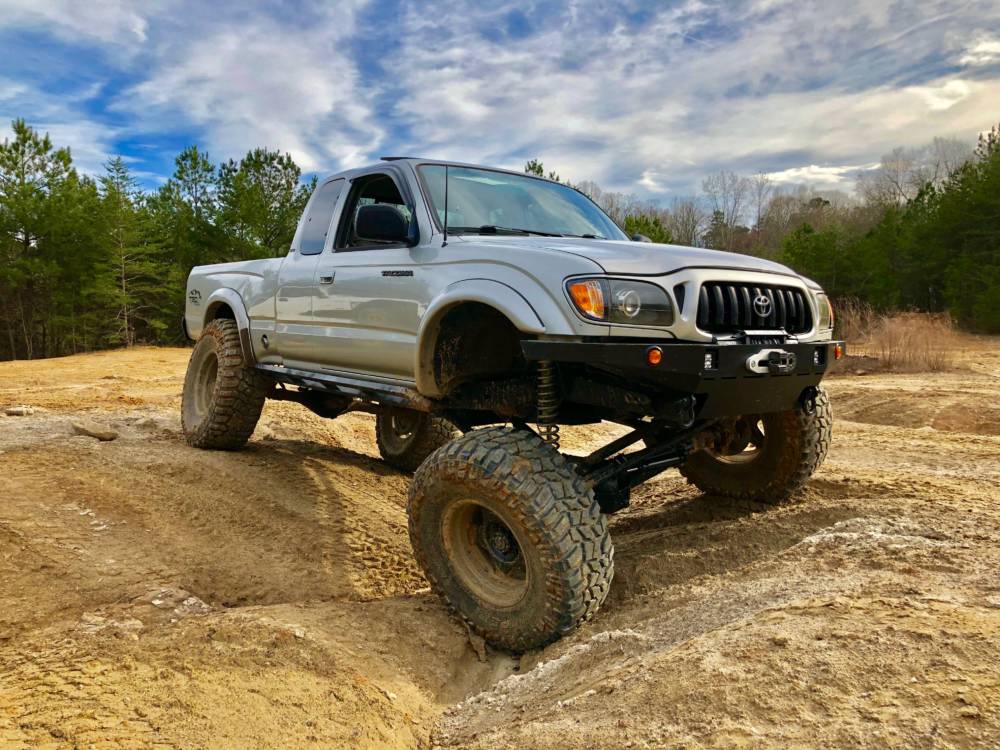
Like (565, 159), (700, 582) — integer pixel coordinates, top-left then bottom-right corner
(415, 279), (545, 396)
(203, 288), (256, 364)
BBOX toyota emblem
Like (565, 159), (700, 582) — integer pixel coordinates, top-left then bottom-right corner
(753, 294), (772, 317)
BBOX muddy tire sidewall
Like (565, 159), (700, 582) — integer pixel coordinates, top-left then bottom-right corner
(181, 319), (267, 450)
(409, 427), (614, 652)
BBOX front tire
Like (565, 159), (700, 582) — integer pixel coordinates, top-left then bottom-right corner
(408, 427), (614, 652)
(375, 408), (460, 472)
(680, 387), (832, 505)
(181, 319), (268, 450)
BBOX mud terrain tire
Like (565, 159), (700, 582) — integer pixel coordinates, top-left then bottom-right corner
(376, 409), (460, 472)
(181, 319), (268, 450)
(408, 427), (613, 652)
(680, 387), (832, 505)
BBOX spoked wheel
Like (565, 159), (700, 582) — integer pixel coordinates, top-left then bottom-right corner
(680, 388), (833, 505)
(409, 427), (613, 652)
(375, 407), (460, 472)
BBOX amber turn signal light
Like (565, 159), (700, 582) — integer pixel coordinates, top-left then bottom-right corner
(834, 343), (844, 360)
(567, 279), (606, 320)
(646, 346), (663, 366)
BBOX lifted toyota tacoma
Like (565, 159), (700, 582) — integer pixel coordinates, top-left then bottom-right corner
(181, 158), (844, 652)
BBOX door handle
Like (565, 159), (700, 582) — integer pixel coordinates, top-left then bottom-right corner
(319, 273), (335, 285)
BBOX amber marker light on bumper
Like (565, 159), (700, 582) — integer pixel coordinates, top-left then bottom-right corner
(646, 346), (663, 366)
(834, 343), (844, 360)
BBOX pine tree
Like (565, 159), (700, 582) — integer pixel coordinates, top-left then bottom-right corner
(98, 157), (171, 346)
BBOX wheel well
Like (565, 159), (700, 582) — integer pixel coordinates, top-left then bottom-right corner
(431, 303), (528, 395)
(208, 302), (236, 321)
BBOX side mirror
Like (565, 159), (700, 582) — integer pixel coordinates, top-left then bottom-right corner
(355, 204), (416, 245)
(631, 233), (652, 243)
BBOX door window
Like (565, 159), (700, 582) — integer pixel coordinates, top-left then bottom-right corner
(298, 179), (344, 255)
(337, 173), (412, 250)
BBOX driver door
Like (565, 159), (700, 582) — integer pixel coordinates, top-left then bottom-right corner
(310, 171), (430, 380)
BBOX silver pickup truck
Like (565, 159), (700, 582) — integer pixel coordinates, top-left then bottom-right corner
(182, 158), (844, 651)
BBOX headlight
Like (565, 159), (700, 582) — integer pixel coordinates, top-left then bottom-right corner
(815, 292), (834, 330)
(566, 278), (674, 326)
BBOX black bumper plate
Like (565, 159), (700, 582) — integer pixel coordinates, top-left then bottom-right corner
(522, 339), (844, 418)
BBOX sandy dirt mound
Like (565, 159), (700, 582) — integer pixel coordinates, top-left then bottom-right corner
(1, 343), (998, 748)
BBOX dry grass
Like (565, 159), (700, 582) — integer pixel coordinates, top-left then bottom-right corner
(834, 298), (879, 342)
(868, 312), (957, 371)
(836, 300), (958, 372)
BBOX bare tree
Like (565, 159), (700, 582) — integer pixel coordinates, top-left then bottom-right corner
(921, 136), (973, 187)
(668, 198), (707, 247)
(858, 138), (973, 206)
(750, 171), (773, 244)
(701, 171), (751, 249)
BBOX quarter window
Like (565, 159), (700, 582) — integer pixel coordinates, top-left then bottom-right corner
(298, 179), (344, 255)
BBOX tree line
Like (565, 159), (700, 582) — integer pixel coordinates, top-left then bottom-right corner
(0, 119), (314, 360)
(528, 125), (1000, 333)
(1, 119), (998, 361)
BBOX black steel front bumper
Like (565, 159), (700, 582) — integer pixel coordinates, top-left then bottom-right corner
(522, 339), (844, 419)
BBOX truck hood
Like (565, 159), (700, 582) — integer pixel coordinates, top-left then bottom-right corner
(537, 238), (798, 277)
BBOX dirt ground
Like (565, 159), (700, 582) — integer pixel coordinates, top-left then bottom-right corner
(1, 341), (998, 749)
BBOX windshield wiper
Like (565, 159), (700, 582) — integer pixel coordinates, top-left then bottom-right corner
(451, 225), (564, 237)
(565, 233), (606, 239)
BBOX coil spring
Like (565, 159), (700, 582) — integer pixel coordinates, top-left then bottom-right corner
(536, 360), (560, 449)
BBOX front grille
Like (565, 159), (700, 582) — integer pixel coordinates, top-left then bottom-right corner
(697, 282), (812, 334)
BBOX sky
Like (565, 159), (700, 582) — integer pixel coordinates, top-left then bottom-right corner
(1, 0), (999, 197)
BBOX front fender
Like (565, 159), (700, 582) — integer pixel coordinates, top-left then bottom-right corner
(415, 279), (548, 396)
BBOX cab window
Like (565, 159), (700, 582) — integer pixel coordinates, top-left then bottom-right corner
(337, 173), (412, 249)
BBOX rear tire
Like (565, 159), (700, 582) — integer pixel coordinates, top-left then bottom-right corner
(376, 408), (460, 472)
(680, 387), (832, 505)
(181, 319), (268, 450)
(408, 427), (614, 652)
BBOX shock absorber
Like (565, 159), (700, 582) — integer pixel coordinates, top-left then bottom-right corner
(536, 360), (560, 449)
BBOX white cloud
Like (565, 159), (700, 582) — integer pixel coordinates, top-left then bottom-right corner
(769, 163), (880, 192)
(959, 36), (1000, 66)
(116, 3), (380, 172)
(0, 78), (27, 101)
(0, 115), (120, 175)
(2, 0), (999, 195)
(0, 78), (120, 175)
(384, 0), (1000, 195)
(910, 79), (973, 111)
(0, 0), (158, 45)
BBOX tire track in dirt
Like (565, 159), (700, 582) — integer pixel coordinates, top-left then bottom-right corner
(2, 345), (999, 748)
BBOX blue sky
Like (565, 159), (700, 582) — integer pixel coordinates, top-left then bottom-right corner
(1, 0), (999, 196)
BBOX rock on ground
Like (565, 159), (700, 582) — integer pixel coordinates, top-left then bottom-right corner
(71, 419), (119, 441)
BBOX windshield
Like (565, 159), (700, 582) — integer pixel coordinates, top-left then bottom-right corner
(418, 165), (628, 240)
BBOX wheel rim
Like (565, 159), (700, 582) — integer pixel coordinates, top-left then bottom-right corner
(710, 416), (767, 464)
(442, 500), (529, 608)
(381, 410), (423, 453)
(185, 345), (218, 429)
